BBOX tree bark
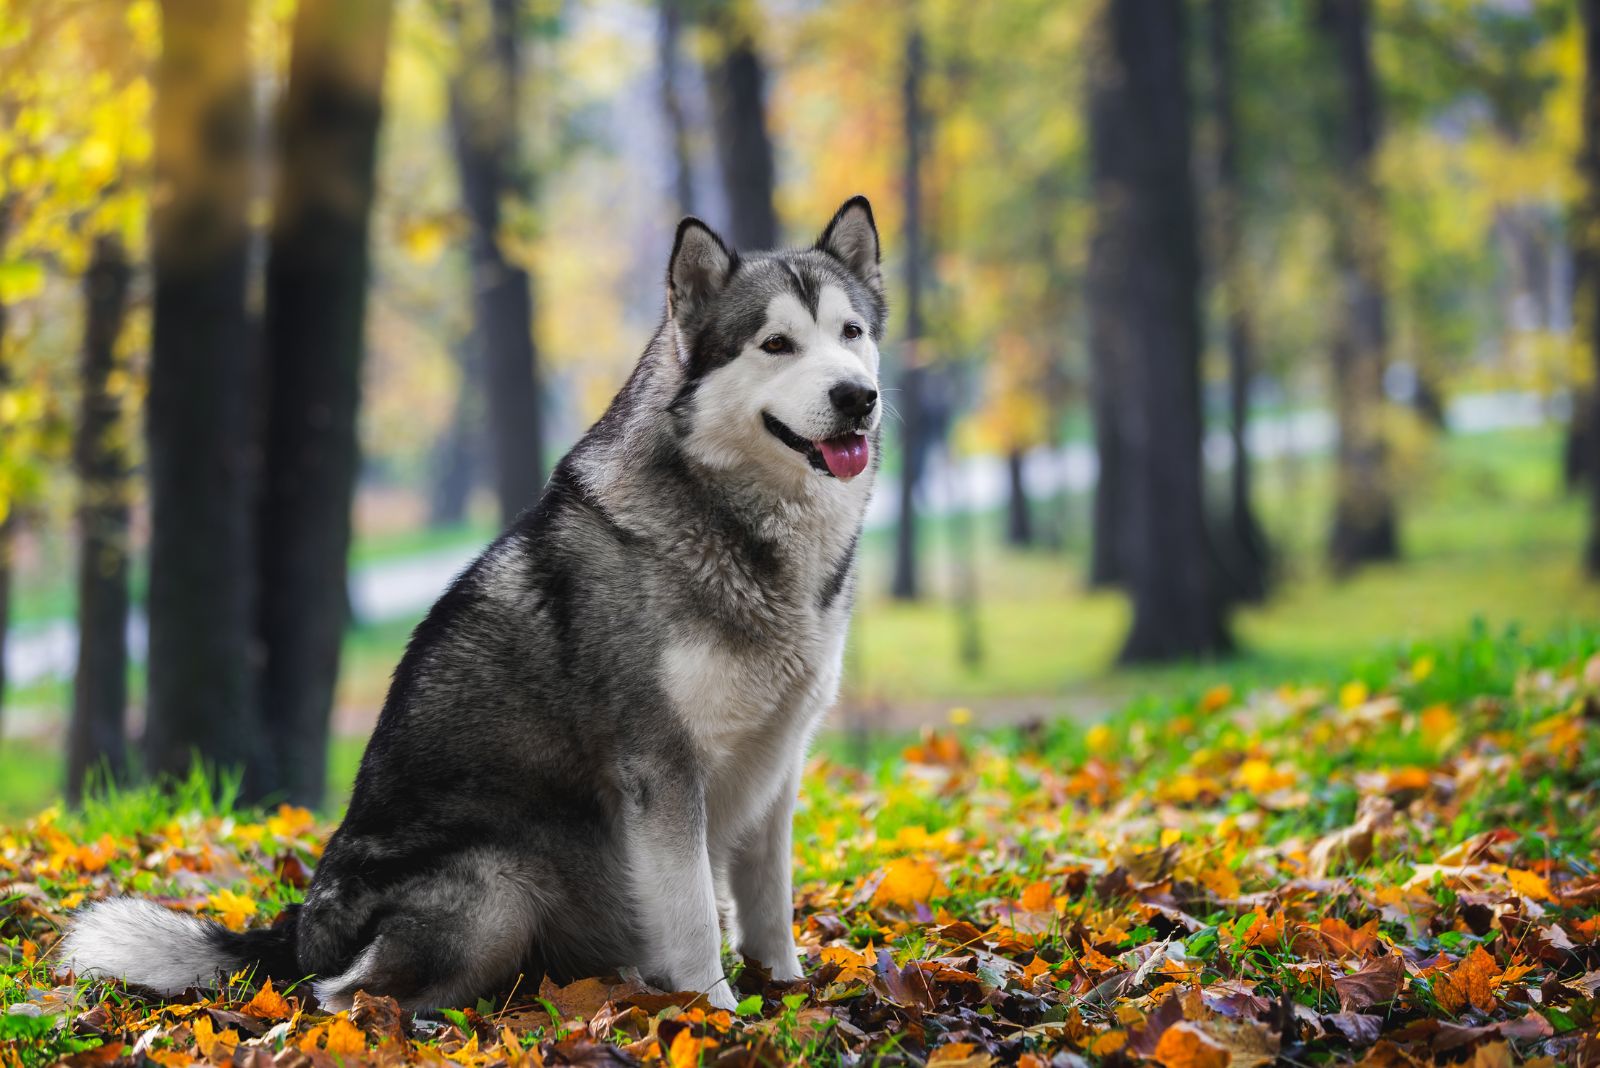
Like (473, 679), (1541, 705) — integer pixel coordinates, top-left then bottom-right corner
(1089, 0), (1232, 662)
(1088, 326), (1123, 588)
(1581, 0), (1600, 575)
(891, 25), (929, 602)
(450, 0), (543, 527)
(144, 0), (262, 790)
(428, 330), (484, 528)
(69, 236), (132, 800)
(257, 0), (394, 808)
(658, 0), (695, 218)
(1318, 0), (1398, 572)
(1208, 0), (1268, 602)
(1005, 449), (1033, 547)
(701, 0), (778, 250)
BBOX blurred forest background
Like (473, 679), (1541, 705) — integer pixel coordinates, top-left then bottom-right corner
(1, 0), (1599, 812)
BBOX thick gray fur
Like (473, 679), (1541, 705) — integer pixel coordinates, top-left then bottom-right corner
(60, 197), (887, 1012)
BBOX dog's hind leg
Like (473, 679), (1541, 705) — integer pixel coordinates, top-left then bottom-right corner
(621, 773), (735, 1010)
(311, 849), (540, 1011)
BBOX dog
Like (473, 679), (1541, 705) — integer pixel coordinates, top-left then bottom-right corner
(60, 196), (886, 1013)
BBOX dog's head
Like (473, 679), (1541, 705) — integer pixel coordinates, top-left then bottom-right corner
(664, 196), (886, 487)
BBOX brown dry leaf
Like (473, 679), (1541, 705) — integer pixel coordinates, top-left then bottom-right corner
(1308, 797), (1393, 877)
(1153, 1021), (1231, 1068)
(1333, 955), (1404, 1012)
(541, 976), (632, 1020)
(349, 989), (405, 1041)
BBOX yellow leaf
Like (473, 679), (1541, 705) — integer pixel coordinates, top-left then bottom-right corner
(206, 888), (257, 931)
(323, 1016), (367, 1055)
(1505, 868), (1552, 901)
(1198, 684), (1234, 713)
(872, 857), (948, 909)
(1339, 680), (1370, 709)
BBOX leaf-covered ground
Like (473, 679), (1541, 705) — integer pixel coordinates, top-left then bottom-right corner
(3, 629), (1600, 1067)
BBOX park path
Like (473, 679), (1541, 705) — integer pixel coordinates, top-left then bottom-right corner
(0, 390), (1554, 714)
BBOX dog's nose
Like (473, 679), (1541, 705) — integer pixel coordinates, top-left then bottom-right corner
(829, 381), (878, 420)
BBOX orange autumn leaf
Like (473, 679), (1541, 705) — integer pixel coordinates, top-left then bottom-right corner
(242, 979), (291, 1020)
(927, 1042), (994, 1067)
(872, 857), (948, 909)
(668, 1029), (718, 1068)
(323, 1016), (368, 1056)
(1434, 945), (1498, 1015)
(1019, 881), (1053, 912)
(1153, 1022), (1231, 1068)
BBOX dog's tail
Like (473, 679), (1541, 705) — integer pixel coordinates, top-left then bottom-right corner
(57, 898), (302, 995)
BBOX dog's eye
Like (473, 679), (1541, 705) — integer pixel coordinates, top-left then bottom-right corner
(842, 322), (863, 341)
(759, 334), (793, 355)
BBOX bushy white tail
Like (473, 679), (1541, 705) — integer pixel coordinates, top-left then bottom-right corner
(58, 899), (239, 994)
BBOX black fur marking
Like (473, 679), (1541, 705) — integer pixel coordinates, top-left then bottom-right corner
(819, 531), (860, 612)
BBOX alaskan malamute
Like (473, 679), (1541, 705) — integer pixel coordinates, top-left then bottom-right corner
(62, 197), (886, 1012)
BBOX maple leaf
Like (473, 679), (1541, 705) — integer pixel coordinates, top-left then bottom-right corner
(241, 979), (290, 1020)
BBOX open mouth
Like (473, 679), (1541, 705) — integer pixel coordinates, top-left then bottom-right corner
(762, 412), (871, 481)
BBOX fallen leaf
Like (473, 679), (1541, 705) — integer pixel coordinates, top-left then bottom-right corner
(1333, 955), (1404, 1012)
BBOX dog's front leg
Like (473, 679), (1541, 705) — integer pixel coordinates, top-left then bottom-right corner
(727, 767), (803, 981)
(624, 776), (736, 1010)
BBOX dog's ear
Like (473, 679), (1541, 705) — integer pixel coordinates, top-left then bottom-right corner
(816, 195), (882, 298)
(667, 217), (733, 325)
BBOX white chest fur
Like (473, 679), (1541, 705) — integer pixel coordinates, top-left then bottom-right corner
(661, 617), (847, 842)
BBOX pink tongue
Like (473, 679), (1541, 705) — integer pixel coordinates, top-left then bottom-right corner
(818, 433), (870, 480)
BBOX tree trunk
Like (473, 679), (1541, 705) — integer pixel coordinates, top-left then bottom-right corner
(701, 1), (778, 250)
(1089, 0), (1232, 662)
(1208, 0), (1268, 602)
(1088, 328), (1123, 588)
(450, 0), (543, 527)
(428, 330), (484, 528)
(1005, 449), (1033, 547)
(1318, 0), (1398, 572)
(891, 25), (928, 602)
(144, 0), (263, 790)
(257, 0), (394, 808)
(658, 0), (695, 218)
(1581, 0), (1600, 575)
(69, 236), (133, 801)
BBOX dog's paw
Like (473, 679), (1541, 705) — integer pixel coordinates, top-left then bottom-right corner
(703, 979), (739, 1012)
